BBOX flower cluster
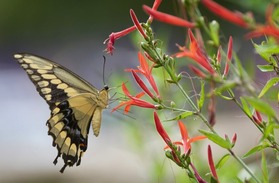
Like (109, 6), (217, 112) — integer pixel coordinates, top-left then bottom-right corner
(105, 0), (279, 182)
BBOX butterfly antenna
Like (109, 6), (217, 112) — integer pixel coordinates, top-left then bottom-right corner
(102, 55), (107, 87)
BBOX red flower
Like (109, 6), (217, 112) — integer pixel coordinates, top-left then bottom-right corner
(154, 112), (172, 146)
(252, 110), (263, 125)
(208, 145), (219, 182)
(104, 0), (162, 55)
(112, 83), (157, 113)
(245, 25), (279, 40)
(175, 29), (215, 75)
(143, 5), (195, 28)
(104, 26), (136, 55)
(126, 52), (160, 98)
(231, 133), (237, 147)
(130, 9), (148, 39)
(201, 0), (250, 28)
(172, 121), (207, 154)
(223, 36), (233, 77)
(245, 4), (279, 40)
(189, 163), (207, 183)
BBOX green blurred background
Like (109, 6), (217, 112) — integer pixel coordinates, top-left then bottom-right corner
(0, 0), (273, 182)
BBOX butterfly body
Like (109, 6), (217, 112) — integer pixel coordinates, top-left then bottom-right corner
(14, 53), (108, 173)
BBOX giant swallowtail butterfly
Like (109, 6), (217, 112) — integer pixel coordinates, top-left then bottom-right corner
(14, 53), (109, 173)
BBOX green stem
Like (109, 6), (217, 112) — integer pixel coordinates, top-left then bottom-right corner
(176, 82), (217, 133)
(228, 149), (261, 183)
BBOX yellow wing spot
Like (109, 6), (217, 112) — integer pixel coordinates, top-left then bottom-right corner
(14, 54), (22, 59)
(48, 113), (64, 127)
(38, 81), (49, 88)
(26, 69), (34, 75)
(22, 58), (33, 64)
(40, 65), (52, 70)
(50, 121), (64, 137)
(31, 75), (41, 81)
(61, 137), (71, 154)
(65, 88), (77, 97)
(51, 107), (60, 115)
(30, 63), (39, 69)
(41, 88), (51, 94)
(57, 83), (68, 90)
(45, 94), (52, 101)
(21, 64), (28, 69)
(55, 131), (67, 148)
(69, 143), (77, 157)
(50, 79), (62, 85)
(37, 69), (48, 74)
(41, 74), (56, 80)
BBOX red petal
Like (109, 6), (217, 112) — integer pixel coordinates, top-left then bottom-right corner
(207, 145), (219, 181)
(132, 70), (154, 98)
(201, 0), (248, 28)
(154, 112), (172, 146)
(143, 5), (195, 28)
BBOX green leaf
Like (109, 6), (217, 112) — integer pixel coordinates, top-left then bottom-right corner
(240, 97), (252, 117)
(253, 42), (279, 62)
(216, 93), (234, 100)
(198, 81), (205, 110)
(165, 111), (194, 121)
(243, 144), (269, 158)
(263, 121), (275, 140)
(235, 55), (244, 78)
(214, 81), (237, 94)
(257, 64), (274, 72)
(261, 151), (269, 183)
(258, 77), (279, 98)
(199, 130), (231, 149)
(215, 154), (230, 169)
(244, 97), (277, 118)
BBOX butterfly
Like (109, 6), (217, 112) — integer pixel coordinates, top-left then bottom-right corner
(14, 53), (109, 173)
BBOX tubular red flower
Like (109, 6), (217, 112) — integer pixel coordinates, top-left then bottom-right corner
(189, 163), (207, 183)
(112, 83), (156, 113)
(165, 121), (206, 154)
(223, 36), (233, 77)
(175, 30), (215, 75)
(208, 145), (219, 182)
(126, 52), (160, 98)
(252, 110), (263, 125)
(104, 26), (137, 55)
(227, 36), (233, 61)
(143, 5), (195, 28)
(231, 133), (237, 146)
(112, 92), (145, 114)
(147, 0), (162, 22)
(178, 121), (189, 154)
(131, 70), (154, 98)
(154, 112), (172, 146)
(130, 9), (148, 39)
(201, 0), (249, 28)
(245, 25), (279, 40)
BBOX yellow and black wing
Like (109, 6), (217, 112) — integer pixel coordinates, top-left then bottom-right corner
(14, 53), (109, 173)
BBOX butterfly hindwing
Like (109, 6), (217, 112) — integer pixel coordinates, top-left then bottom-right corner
(14, 53), (109, 173)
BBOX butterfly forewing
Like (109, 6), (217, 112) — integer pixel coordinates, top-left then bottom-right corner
(14, 53), (108, 173)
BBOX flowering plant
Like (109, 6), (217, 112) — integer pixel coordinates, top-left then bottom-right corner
(105, 0), (279, 182)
